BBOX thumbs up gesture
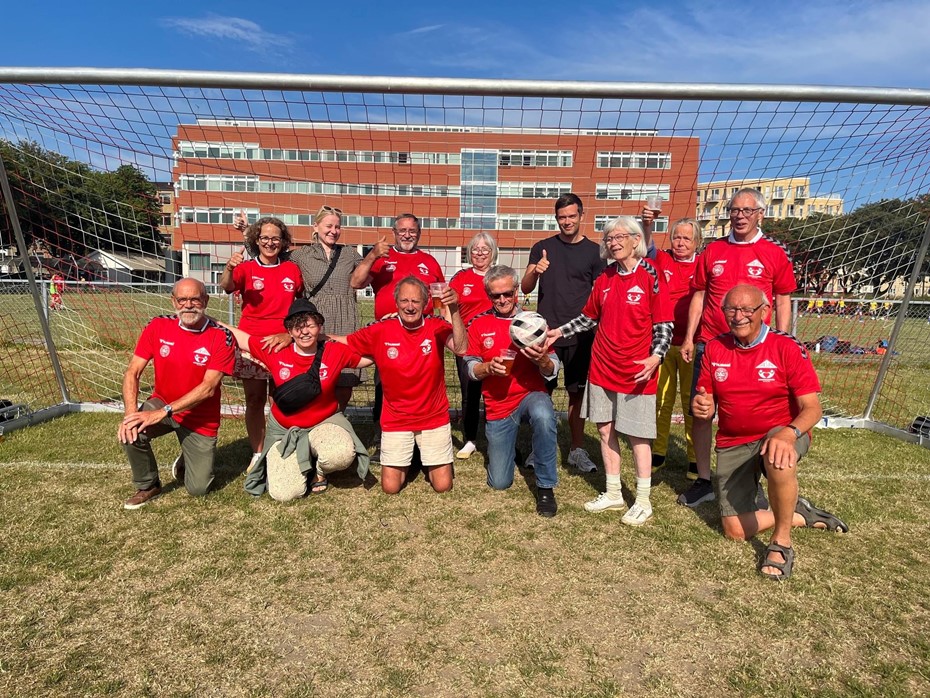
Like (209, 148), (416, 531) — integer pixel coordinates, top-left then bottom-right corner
(227, 246), (246, 271)
(535, 249), (550, 275)
(233, 210), (248, 232)
(371, 235), (391, 259)
(692, 385), (715, 419)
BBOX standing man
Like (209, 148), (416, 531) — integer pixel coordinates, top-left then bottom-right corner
(465, 265), (560, 517)
(351, 213), (446, 449)
(679, 188), (796, 507)
(522, 193), (606, 472)
(693, 284), (848, 579)
(118, 278), (235, 509)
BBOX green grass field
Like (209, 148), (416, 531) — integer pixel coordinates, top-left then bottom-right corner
(1, 413), (929, 696)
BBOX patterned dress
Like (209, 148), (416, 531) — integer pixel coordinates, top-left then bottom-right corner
(290, 242), (365, 386)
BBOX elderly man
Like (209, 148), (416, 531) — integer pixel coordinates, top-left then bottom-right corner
(465, 265), (560, 517)
(118, 278), (235, 509)
(679, 188), (796, 507)
(693, 284), (848, 579)
(521, 193), (606, 473)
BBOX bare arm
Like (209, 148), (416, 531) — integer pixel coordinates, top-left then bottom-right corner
(443, 287), (468, 355)
(774, 293), (792, 333)
(761, 392), (822, 469)
(521, 249), (549, 295)
(680, 289), (706, 362)
(220, 247), (245, 294)
(350, 236), (391, 289)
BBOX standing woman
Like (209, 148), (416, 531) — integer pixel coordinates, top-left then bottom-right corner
(221, 216), (304, 471)
(448, 232), (496, 459)
(290, 206), (364, 412)
(547, 217), (674, 526)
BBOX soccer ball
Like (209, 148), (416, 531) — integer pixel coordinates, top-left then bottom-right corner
(510, 311), (549, 349)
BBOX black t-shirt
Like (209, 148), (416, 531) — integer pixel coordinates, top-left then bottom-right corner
(528, 235), (606, 346)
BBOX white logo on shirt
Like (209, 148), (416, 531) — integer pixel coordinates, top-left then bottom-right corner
(714, 367), (728, 382)
(483, 336), (495, 349)
(756, 359), (778, 382)
(420, 339), (433, 355)
(159, 344), (171, 357)
(463, 285), (472, 296)
(664, 269), (673, 283)
(193, 347), (211, 366)
(320, 362), (329, 381)
(387, 347), (399, 359)
(711, 261), (726, 277)
(279, 367), (291, 380)
(282, 276), (296, 292)
(626, 285), (645, 304)
(253, 277), (265, 290)
(746, 259), (765, 279)
(417, 263), (430, 276)
(385, 263), (396, 272)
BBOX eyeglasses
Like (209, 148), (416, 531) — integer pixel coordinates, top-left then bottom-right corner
(727, 207), (763, 217)
(318, 205), (343, 216)
(258, 236), (282, 244)
(174, 296), (205, 307)
(472, 247), (492, 256)
(721, 302), (766, 317)
(605, 234), (633, 244)
(489, 290), (516, 300)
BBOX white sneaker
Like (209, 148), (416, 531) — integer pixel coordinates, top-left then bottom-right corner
(568, 447), (597, 473)
(584, 492), (627, 513)
(456, 441), (477, 459)
(621, 502), (654, 527)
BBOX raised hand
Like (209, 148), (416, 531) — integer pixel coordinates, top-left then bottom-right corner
(371, 236), (391, 259)
(226, 246), (246, 271)
(535, 249), (550, 274)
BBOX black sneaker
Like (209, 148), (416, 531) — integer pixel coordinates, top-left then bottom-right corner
(676, 478), (715, 507)
(536, 488), (557, 517)
(651, 454), (666, 472)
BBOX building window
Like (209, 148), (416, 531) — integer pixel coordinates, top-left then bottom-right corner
(160, 214), (173, 227)
(595, 215), (668, 233)
(189, 253), (210, 271)
(596, 152), (671, 169)
(498, 149), (572, 167)
(595, 184), (671, 200)
(159, 193), (172, 205)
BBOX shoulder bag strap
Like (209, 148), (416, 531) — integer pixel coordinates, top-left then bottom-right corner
(307, 245), (342, 298)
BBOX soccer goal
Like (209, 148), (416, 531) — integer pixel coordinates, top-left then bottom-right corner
(1, 68), (929, 443)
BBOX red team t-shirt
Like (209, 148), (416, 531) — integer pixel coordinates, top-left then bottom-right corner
(465, 311), (554, 421)
(347, 316), (453, 431)
(580, 261), (673, 395)
(369, 249), (444, 321)
(232, 259), (304, 336)
(449, 268), (492, 324)
(659, 253), (699, 346)
(133, 316), (236, 437)
(697, 328), (822, 448)
(692, 233), (796, 344)
(248, 337), (362, 430)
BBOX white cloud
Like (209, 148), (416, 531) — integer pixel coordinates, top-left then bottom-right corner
(161, 14), (295, 55)
(402, 24), (446, 36)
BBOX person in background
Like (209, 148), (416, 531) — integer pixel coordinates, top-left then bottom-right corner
(290, 206), (365, 412)
(448, 231), (496, 459)
(221, 215), (304, 472)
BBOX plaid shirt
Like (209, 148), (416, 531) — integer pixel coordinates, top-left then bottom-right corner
(559, 316), (674, 361)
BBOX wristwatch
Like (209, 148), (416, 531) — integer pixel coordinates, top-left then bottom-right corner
(163, 404), (174, 417)
(787, 425), (802, 438)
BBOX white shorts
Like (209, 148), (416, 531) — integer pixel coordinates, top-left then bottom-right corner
(380, 423), (454, 467)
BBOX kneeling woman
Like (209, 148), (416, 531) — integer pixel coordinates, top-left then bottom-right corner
(225, 299), (373, 501)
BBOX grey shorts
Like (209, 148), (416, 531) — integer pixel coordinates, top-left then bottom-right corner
(715, 426), (810, 517)
(582, 383), (656, 439)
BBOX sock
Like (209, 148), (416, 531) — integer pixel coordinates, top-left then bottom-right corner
(635, 476), (652, 510)
(606, 473), (623, 500)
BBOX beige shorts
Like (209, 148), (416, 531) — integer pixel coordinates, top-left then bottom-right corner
(380, 423), (454, 467)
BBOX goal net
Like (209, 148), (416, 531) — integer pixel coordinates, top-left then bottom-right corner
(1, 71), (929, 435)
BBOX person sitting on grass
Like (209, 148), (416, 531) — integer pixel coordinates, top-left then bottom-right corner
(692, 284), (849, 580)
(223, 299), (372, 501)
(119, 278), (235, 510)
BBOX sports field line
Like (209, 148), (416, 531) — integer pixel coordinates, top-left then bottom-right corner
(2, 460), (930, 483)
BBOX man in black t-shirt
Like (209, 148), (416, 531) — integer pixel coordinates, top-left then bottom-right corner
(522, 193), (606, 472)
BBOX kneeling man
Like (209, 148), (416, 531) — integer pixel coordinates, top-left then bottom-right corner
(693, 284), (848, 579)
(119, 278), (235, 509)
(465, 265), (560, 517)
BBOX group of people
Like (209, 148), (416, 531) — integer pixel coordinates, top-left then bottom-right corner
(118, 189), (848, 579)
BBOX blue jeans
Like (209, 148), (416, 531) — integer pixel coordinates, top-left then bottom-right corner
(485, 391), (558, 490)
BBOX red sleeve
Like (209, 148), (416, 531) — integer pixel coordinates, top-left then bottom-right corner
(430, 255), (445, 282)
(696, 341), (715, 395)
(133, 321), (156, 361)
(433, 317), (453, 346)
(289, 261), (305, 295)
(580, 275), (603, 320)
(247, 334), (271, 366)
(210, 329), (236, 374)
(328, 341), (363, 371)
(347, 323), (377, 355)
(691, 253), (709, 292)
(651, 270), (675, 324)
(466, 321), (483, 356)
(772, 252), (797, 295)
(784, 338), (821, 397)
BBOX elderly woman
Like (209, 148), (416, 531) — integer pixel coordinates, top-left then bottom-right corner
(221, 216), (304, 472)
(448, 232), (497, 459)
(652, 218), (701, 479)
(290, 206), (365, 411)
(336, 276), (467, 495)
(224, 299), (372, 501)
(547, 216), (673, 526)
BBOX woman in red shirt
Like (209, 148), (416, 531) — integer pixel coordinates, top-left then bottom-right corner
(220, 216), (304, 471)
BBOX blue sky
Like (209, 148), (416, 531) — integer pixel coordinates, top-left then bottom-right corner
(2, 0), (930, 88)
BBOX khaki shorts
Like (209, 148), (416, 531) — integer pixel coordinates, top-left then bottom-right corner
(381, 423), (454, 467)
(715, 426), (810, 517)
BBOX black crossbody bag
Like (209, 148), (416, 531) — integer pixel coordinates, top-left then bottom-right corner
(272, 341), (326, 415)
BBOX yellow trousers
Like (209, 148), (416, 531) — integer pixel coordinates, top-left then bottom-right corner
(654, 344), (695, 461)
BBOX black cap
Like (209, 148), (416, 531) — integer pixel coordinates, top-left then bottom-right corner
(285, 298), (324, 323)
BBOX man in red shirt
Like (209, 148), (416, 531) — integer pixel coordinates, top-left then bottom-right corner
(118, 278), (236, 509)
(464, 266), (560, 517)
(694, 284), (847, 579)
(679, 188), (797, 507)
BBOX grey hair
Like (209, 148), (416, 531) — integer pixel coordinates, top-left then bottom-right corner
(727, 187), (766, 210)
(670, 218), (702, 240)
(600, 216), (647, 260)
(466, 231), (499, 265)
(393, 275), (429, 304)
(483, 265), (519, 294)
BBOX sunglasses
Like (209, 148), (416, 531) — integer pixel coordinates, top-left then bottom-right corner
(318, 205), (344, 216)
(489, 290), (516, 300)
